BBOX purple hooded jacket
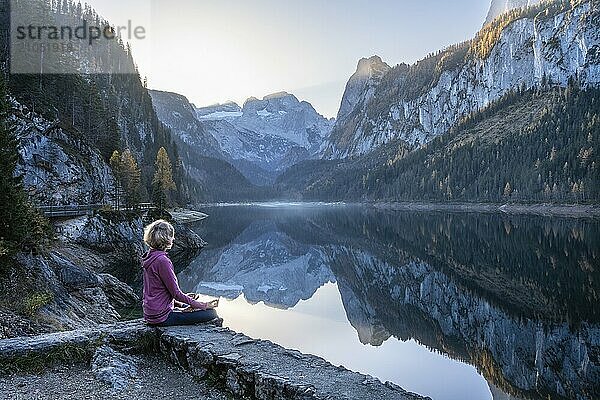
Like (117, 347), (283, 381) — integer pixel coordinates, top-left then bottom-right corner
(142, 249), (207, 324)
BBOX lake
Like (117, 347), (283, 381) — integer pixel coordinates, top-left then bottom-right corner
(176, 203), (600, 400)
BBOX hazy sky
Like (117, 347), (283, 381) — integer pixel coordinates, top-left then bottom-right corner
(88, 0), (490, 117)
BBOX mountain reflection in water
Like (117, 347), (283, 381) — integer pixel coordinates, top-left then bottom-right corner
(177, 205), (600, 400)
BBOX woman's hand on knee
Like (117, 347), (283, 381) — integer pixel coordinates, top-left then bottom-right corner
(206, 299), (219, 309)
(181, 299), (218, 312)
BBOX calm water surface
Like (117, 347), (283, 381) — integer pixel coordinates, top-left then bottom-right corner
(176, 204), (600, 400)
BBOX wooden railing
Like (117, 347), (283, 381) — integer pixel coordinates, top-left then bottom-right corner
(39, 203), (157, 218)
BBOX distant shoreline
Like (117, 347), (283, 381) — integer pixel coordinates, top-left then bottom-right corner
(370, 202), (600, 218)
(193, 201), (600, 218)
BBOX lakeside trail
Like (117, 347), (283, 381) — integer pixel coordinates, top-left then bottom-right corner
(371, 202), (600, 218)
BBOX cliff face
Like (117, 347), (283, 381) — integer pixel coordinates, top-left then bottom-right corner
(323, 1), (600, 159)
(12, 100), (113, 206)
(320, 56), (391, 159)
(149, 90), (223, 160)
(335, 56), (392, 122)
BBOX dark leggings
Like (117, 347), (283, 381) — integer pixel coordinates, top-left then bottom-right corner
(155, 308), (218, 327)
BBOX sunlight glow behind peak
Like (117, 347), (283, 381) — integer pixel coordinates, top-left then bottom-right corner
(85, 0), (489, 117)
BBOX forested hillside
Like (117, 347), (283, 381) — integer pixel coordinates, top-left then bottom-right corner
(1, 0), (270, 205)
(277, 84), (600, 203)
(2, 0), (198, 205)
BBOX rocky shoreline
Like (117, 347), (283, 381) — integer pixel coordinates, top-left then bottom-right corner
(169, 209), (210, 224)
(0, 321), (427, 400)
(0, 209), (204, 339)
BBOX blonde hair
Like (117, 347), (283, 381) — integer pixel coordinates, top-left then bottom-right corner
(143, 220), (175, 250)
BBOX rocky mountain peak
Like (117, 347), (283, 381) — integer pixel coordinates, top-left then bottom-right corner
(336, 55), (391, 122)
(195, 101), (242, 119)
(263, 91), (296, 101)
(484, 0), (543, 25)
(243, 92), (302, 115)
(355, 56), (390, 78)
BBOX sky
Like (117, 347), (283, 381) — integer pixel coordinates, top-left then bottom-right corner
(87, 0), (490, 118)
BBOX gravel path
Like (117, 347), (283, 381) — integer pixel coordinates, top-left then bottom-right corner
(0, 354), (234, 400)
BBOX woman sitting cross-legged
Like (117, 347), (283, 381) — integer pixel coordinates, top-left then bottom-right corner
(142, 219), (220, 327)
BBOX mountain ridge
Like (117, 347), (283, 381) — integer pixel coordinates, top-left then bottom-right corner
(152, 89), (334, 186)
(322, 0), (599, 160)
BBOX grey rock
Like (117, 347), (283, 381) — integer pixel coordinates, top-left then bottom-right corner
(8, 250), (135, 335)
(48, 252), (99, 291)
(172, 221), (206, 251)
(91, 345), (138, 391)
(485, 0), (543, 25)
(0, 321), (154, 374)
(12, 100), (113, 206)
(159, 325), (428, 399)
(335, 56), (391, 123)
(97, 274), (139, 310)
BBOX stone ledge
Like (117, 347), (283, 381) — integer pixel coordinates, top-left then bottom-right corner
(0, 320), (429, 400)
(159, 325), (428, 400)
(0, 321), (155, 374)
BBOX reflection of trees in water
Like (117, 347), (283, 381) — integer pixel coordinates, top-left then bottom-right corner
(277, 208), (600, 324)
(185, 206), (600, 400)
(284, 208), (600, 400)
(327, 249), (599, 400)
(192, 205), (600, 322)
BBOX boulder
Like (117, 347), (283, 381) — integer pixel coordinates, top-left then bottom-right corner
(91, 345), (138, 390)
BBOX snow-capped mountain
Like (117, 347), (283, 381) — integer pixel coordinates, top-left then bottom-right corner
(178, 220), (335, 308)
(151, 90), (334, 185)
(196, 92), (335, 184)
(322, 0), (600, 159)
(195, 102), (243, 120)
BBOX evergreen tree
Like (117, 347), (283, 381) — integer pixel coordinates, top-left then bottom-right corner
(152, 147), (176, 210)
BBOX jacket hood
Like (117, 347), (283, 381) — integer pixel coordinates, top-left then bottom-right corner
(142, 249), (167, 269)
